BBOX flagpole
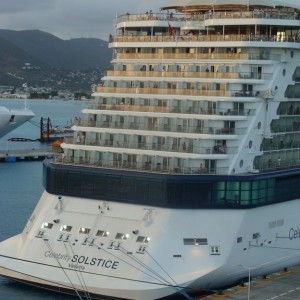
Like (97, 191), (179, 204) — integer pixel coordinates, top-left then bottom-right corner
(23, 83), (28, 110)
(25, 85), (28, 110)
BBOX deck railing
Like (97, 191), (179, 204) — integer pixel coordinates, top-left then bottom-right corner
(106, 70), (272, 80)
(96, 86), (260, 98)
(111, 34), (299, 45)
(66, 138), (237, 155)
(54, 155), (228, 175)
(116, 10), (299, 24)
(74, 120), (245, 135)
(88, 103), (255, 116)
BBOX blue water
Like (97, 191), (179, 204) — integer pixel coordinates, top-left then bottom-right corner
(0, 99), (86, 299)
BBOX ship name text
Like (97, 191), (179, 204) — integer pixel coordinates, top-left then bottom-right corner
(44, 251), (120, 271)
(44, 251), (71, 262)
(71, 255), (119, 270)
(289, 227), (300, 240)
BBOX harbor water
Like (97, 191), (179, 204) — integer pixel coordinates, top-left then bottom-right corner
(0, 99), (85, 299)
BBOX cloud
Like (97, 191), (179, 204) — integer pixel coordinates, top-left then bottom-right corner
(0, 0), (169, 40)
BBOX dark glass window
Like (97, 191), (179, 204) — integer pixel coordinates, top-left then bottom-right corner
(68, 171), (81, 195)
(135, 178), (149, 202)
(43, 162), (300, 209)
(149, 179), (165, 204)
(107, 175), (121, 200)
(94, 173), (107, 197)
(81, 172), (94, 196)
(55, 170), (68, 193)
(121, 176), (135, 201)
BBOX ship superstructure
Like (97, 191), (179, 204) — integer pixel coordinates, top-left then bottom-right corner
(1, 1), (300, 299)
(0, 106), (35, 138)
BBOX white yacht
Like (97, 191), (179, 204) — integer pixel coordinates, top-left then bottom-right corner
(1, 0), (300, 299)
(0, 105), (35, 138)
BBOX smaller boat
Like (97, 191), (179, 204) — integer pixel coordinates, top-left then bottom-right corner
(0, 106), (35, 139)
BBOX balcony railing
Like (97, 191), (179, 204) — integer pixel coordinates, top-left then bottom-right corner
(89, 103), (255, 116)
(75, 120), (244, 135)
(261, 142), (300, 152)
(116, 10), (299, 24)
(106, 70), (272, 80)
(271, 124), (300, 134)
(111, 34), (299, 45)
(55, 155), (228, 175)
(115, 52), (250, 60)
(66, 138), (236, 155)
(96, 86), (260, 98)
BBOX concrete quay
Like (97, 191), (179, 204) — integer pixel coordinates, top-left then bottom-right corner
(0, 149), (55, 162)
(206, 265), (300, 300)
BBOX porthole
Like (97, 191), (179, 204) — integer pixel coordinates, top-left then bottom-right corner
(258, 122), (261, 129)
(249, 140), (253, 149)
(240, 160), (244, 168)
(282, 69), (286, 76)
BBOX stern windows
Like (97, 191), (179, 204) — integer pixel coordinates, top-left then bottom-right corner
(115, 233), (130, 240)
(79, 227), (91, 234)
(136, 236), (151, 243)
(41, 222), (53, 229)
(60, 225), (72, 232)
(183, 238), (208, 246)
(96, 230), (110, 237)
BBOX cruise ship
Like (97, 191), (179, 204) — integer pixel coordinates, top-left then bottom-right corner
(1, 0), (300, 299)
(0, 105), (35, 138)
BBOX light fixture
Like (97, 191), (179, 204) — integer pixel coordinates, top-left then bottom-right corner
(132, 230), (139, 235)
(53, 219), (60, 224)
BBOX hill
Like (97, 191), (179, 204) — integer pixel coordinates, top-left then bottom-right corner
(0, 29), (112, 90)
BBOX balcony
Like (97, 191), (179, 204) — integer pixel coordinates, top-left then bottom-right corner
(106, 70), (272, 80)
(75, 119), (244, 135)
(89, 103), (255, 116)
(96, 86), (259, 98)
(116, 10), (299, 24)
(111, 33), (299, 46)
(55, 155), (227, 175)
(115, 52), (250, 60)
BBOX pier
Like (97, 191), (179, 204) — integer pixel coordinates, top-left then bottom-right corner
(206, 265), (300, 300)
(0, 149), (55, 162)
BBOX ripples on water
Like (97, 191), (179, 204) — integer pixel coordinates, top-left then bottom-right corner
(0, 99), (86, 299)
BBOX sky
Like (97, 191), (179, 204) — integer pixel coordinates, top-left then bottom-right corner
(0, 0), (170, 41)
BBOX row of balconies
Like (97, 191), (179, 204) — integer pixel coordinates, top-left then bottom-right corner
(111, 34), (299, 45)
(116, 10), (298, 24)
(77, 120), (244, 135)
(262, 141), (300, 152)
(70, 137), (235, 155)
(96, 86), (260, 98)
(115, 53), (250, 60)
(271, 122), (300, 134)
(106, 70), (272, 80)
(278, 105), (300, 116)
(58, 154), (221, 175)
(255, 148), (300, 172)
(89, 103), (255, 116)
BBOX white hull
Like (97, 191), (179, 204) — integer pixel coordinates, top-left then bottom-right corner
(0, 106), (35, 138)
(2, 0), (300, 298)
(1, 191), (300, 299)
